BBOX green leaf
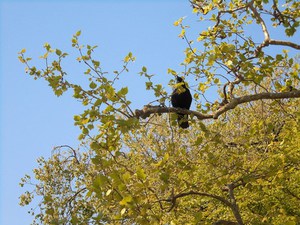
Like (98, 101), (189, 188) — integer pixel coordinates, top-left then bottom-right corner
(93, 175), (109, 189)
(145, 82), (152, 90)
(44, 195), (52, 203)
(118, 87), (128, 96)
(92, 60), (100, 68)
(76, 30), (81, 36)
(74, 115), (81, 121)
(122, 172), (131, 182)
(46, 208), (54, 215)
(276, 54), (284, 61)
(213, 78), (220, 84)
(160, 172), (169, 183)
(136, 168), (146, 180)
(54, 89), (63, 96)
(89, 81), (97, 89)
(94, 99), (102, 106)
(90, 141), (100, 150)
(18, 56), (25, 63)
(72, 38), (77, 45)
(119, 196), (133, 206)
(43, 43), (51, 51)
(55, 49), (62, 56)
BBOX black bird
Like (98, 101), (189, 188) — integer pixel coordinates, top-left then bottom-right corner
(171, 76), (192, 128)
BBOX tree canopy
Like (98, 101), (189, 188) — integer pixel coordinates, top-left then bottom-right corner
(19, 0), (300, 224)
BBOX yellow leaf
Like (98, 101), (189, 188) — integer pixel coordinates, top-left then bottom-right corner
(178, 29), (186, 38)
(226, 60), (233, 66)
(106, 189), (112, 196)
(192, 8), (199, 13)
(174, 17), (184, 26)
(19, 48), (26, 54)
(119, 196), (132, 206)
(120, 208), (126, 215)
(81, 118), (89, 125)
(39, 52), (49, 59)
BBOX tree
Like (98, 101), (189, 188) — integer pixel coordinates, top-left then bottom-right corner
(19, 1), (300, 224)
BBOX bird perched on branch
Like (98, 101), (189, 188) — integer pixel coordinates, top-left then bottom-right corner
(171, 76), (192, 128)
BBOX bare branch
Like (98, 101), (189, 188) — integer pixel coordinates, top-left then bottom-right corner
(213, 90), (300, 119)
(53, 145), (80, 164)
(227, 184), (244, 225)
(269, 39), (300, 50)
(135, 105), (213, 120)
(248, 1), (270, 41)
(213, 220), (238, 225)
(164, 190), (232, 210)
(222, 78), (242, 104)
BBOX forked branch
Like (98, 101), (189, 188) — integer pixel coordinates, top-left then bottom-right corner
(162, 189), (244, 225)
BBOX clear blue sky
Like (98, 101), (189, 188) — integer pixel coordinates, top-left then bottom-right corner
(0, 1), (199, 224)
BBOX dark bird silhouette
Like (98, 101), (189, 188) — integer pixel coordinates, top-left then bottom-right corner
(171, 76), (192, 128)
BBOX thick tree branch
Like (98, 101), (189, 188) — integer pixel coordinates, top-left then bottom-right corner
(135, 90), (300, 121)
(248, 1), (270, 41)
(227, 184), (244, 225)
(135, 105), (213, 120)
(213, 220), (238, 225)
(164, 190), (232, 210)
(164, 190), (243, 224)
(269, 39), (300, 50)
(178, 190), (232, 207)
(248, 1), (300, 54)
(213, 90), (300, 119)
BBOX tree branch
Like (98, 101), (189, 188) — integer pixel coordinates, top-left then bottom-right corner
(248, 1), (270, 41)
(53, 145), (80, 164)
(248, 1), (300, 54)
(213, 90), (300, 119)
(227, 184), (244, 225)
(135, 105), (213, 120)
(164, 190), (244, 224)
(135, 90), (300, 121)
(213, 220), (238, 225)
(164, 190), (232, 210)
(269, 39), (300, 50)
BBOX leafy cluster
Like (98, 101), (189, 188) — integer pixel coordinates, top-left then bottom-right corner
(19, 99), (300, 224)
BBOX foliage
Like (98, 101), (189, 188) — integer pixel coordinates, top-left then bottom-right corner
(19, 0), (300, 224)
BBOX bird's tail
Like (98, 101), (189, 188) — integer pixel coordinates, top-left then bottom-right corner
(177, 113), (189, 129)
